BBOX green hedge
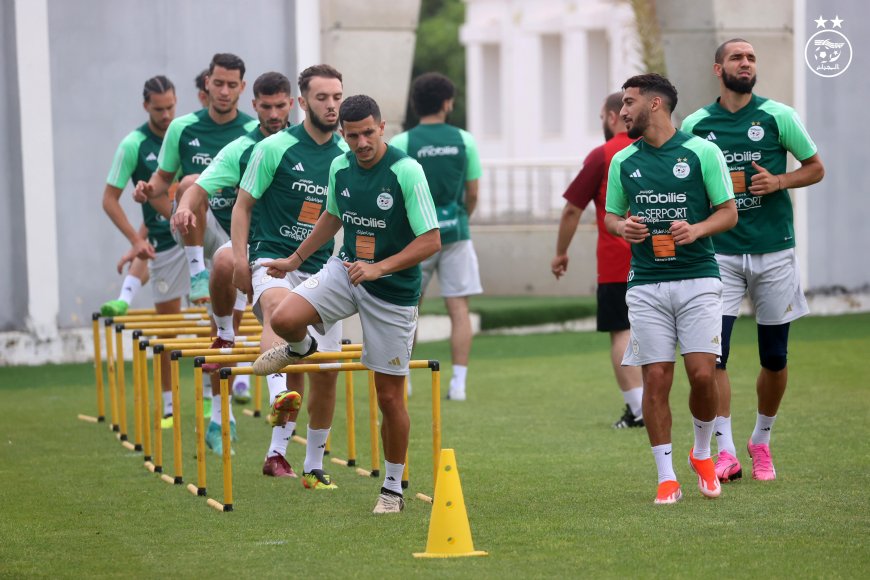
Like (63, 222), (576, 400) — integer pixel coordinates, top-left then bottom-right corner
(420, 295), (597, 331)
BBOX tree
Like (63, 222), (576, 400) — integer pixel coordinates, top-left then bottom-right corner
(405, 0), (467, 129)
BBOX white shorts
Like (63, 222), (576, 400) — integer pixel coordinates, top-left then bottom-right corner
(420, 239), (483, 298)
(250, 258), (341, 353)
(149, 245), (189, 303)
(293, 257), (418, 375)
(717, 248), (809, 325)
(170, 207), (229, 261)
(623, 278), (723, 366)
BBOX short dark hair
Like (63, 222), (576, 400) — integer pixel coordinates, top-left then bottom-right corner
(252, 72), (292, 98)
(195, 69), (208, 92)
(339, 95), (381, 125)
(209, 53), (246, 79)
(410, 72), (455, 117)
(298, 64), (343, 96)
(715, 38), (751, 65)
(143, 75), (175, 102)
(604, 91), (624, 114)
(622, 73), (678, 113)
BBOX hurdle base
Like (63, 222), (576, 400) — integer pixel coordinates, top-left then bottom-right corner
(98, 416), (105, 423)
(355, 467), (379, 478)
(291, 435), (307, 445)
(160, 474), (174, 485)
(347, 459), (356, 467)
(253, 410), (261, 418)
(154, 465), (163, 474)
(415, 493), (433, 504)
(186, 484), (207, 496)
(112, 424), (120, 432)
(121, 441), (136, 451)
(134, 444), (142, 452)
(206, 498), (232, 512)
(119, 434), (128, 441)
(174, 476), (184, 485)
(330, 458), (349, 467)
(242, 409), (255, 417)
(77, 414), (99, 423)
(144, 461), (156, 472)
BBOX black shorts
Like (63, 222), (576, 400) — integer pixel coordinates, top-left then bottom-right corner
(596, 282), (630, 332)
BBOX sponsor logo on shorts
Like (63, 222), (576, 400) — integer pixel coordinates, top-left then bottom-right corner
(711, 335), (720, 345)
(747, 123), (764, 142)
(377, 192), (393, 210)
(156, 279), (169, 294)
(673, 158), (690, 179)
(387, 356), (401, 366)
(631, 338), (639, 355)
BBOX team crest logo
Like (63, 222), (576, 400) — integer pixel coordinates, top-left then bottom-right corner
(747, 123), (764, 142)
(303, 277), (319, 289)
(805, 15), (852, 78)
(377, 192), (393, 210)
(673, 158), (690, 179)
(156, 280), (169, 294)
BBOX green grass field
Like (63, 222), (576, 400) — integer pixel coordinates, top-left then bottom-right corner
(1, 314), (867, 577)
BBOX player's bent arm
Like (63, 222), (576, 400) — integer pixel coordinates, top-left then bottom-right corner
(783, 153), (824, 190)
(231, 190), (255, 266)
(146, 168), (174, 198)
(176, 182), (209, 214)
(464, 179), (479, 217)
(371, 228), (442, 277)
(102, 184), (142, 245)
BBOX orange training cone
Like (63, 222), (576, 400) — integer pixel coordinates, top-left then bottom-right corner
(413, 449), (488, 558)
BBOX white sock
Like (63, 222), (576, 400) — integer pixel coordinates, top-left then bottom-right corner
(451, 364), (467, 388)
(203, 383), (212, 401)
(210, 394), (235, 425)
(692, 416), (716, 460)
(268, 422), (294, 458)
(304, 427), (331, 472)
(652, 443), (677, 484)
(714, 415), (737, 456)
(623, 386), (644, 419)
(288, 335), (312, 354)
(118, 275), (142, 304)
(235, 362), (251, 389)
(162, 391), (172, 416)
(751, 413), (777, 445)
(383, 460), (404, 494)
(267, 373), (287, 404)
(214, 314), (234, 342)
(184, 246), (206, 276)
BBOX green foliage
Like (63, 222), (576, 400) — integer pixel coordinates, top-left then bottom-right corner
(1, 314), (867, 576)
(405, 0), (467, 129)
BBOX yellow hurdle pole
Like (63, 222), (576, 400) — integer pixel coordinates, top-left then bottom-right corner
(115, 327), (128, 440)
(104, 322), (118, 432)
(192, 363), (207, 496)
(402, 375), (410, 489)
(345, 369), (356, 466)
(145, 336), (262, 349)
(127, 306), (210, 316)
(219, 375), (234, 511)
(140, 343), (152, 462)
(171, 356), (183, 484)
(132, 340), (142, 451)
(91, 314), (106, 422)
(368, 370), (380, 477)
(152, 350), (163, 472)
(431, 363), (442, 483)
(253, 374), (262, 418)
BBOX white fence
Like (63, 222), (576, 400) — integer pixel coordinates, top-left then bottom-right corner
(473, 158), (586, 224)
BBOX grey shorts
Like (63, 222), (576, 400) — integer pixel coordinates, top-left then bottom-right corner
(420, 239), (483, 298)
(149, 245), (189, 304)
(717, 248), (809, 325)
(170, 207), (229, 261)
(250, 258), (342, 352)
(293, 257), (418, 375)
(623, 277), (723, 366)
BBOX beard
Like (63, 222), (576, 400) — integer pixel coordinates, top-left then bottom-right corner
(722, 70), (756, 94)
(602, 120), (614, 141)
(625, 108), (649, 139)
(309, 109), (339, 133)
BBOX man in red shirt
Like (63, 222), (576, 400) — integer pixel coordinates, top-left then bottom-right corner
(551, 92), (644, 428)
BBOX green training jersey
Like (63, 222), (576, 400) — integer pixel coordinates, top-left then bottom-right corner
(326, 144), (439, 306)
(605, 130), (734, 288)
(240, 124), (349, 274)
(158, 108), (258, 233)
(390, 124), (481, 244)
(106, 123), (175, 253)
(195, 125), (267, 234)
(681, 94), (817, 255)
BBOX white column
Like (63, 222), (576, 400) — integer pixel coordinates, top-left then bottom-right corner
(15, 0), (59, 339)
(293, 0), (323, 125)
(792, 0), (810, 288)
